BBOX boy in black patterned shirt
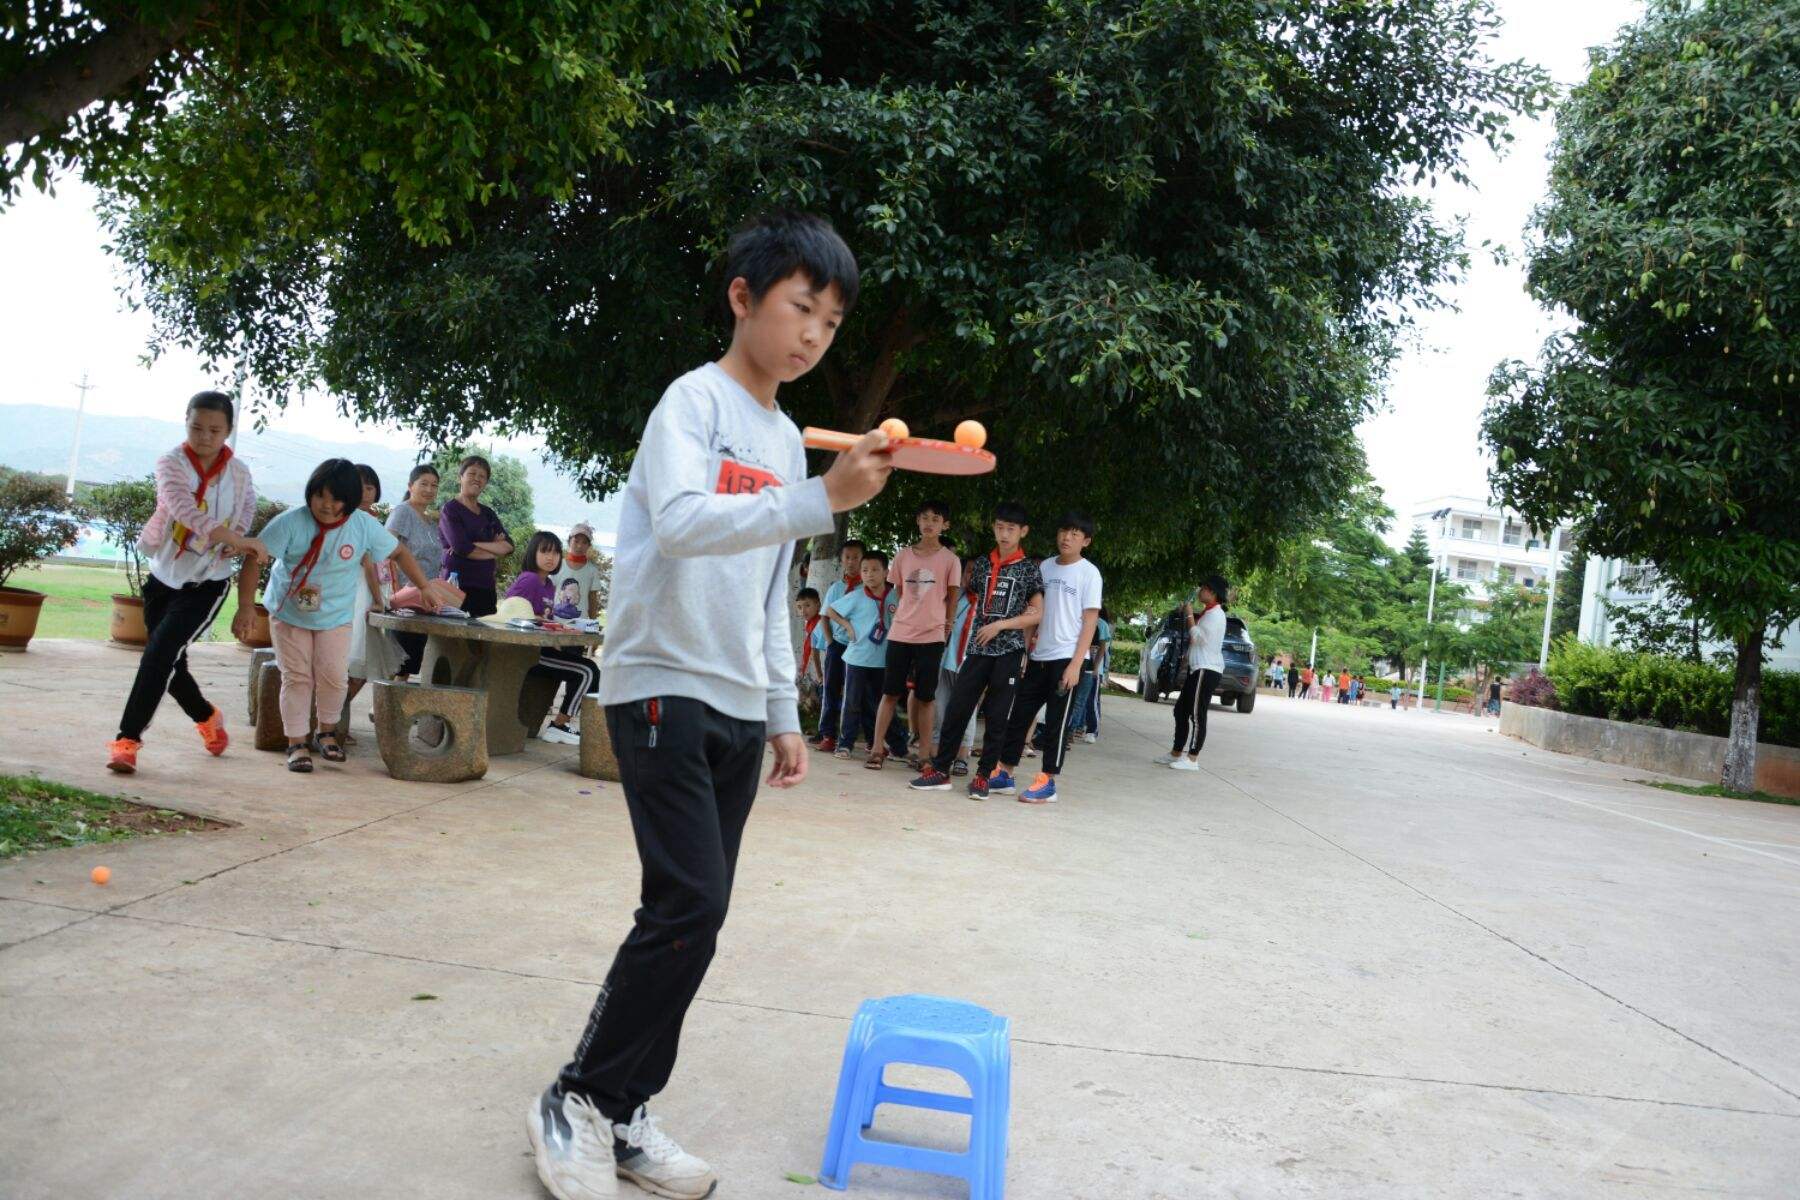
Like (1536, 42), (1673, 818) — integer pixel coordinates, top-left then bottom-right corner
(909, 501), (1043, 799)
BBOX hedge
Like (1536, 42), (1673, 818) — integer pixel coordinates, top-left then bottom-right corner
(1109, 642), (1142, 678)
(1546, 640), (1800, 749)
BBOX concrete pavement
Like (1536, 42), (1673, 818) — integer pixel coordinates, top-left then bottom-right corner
(2, 639), (1797, 1198)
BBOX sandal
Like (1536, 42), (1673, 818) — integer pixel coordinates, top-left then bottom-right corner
(286, 744), (314, 773)
(951, 758), (969, 777)
(863, 751), (887, 770)
(314, 730), (347, 762)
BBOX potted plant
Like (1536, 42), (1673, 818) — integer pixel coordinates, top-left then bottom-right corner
(0, 471), (83, 651)
(237, 497), (288, 648)
(81, 477), (160, 647)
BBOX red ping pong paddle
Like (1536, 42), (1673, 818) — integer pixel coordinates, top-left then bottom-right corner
(802, 428), (996, 476)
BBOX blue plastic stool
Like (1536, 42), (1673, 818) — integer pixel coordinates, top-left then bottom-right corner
(819, 994), (1011, 1197)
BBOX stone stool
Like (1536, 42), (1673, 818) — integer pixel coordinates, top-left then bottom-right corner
(247, 647), (276, 723)
(578, 695), (619, 781)
(252, 660), (357, 752)
(372, 681), (488, 783)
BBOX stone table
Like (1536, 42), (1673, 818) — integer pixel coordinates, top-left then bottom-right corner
(369, 612), (602, 756)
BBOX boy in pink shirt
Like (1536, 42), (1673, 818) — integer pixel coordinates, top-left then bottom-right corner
(871, 500), (961, 766)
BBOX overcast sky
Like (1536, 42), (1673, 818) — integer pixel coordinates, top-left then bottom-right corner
(0, 0), (1644, 543)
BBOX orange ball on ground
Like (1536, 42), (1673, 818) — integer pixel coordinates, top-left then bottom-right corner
(954, 420), (987, 450)
(91, 866), (111, 885)
(879, 418), (910, 440)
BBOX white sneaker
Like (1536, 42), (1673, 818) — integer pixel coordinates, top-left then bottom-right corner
(1153, 753), (1178, 765)
(1169, 757), (1200, 771)
(1081, 733), (1098, 744)
(528, 1086), (619, 1199)
(542, 724), (581, 745)
(613, 1106), (717, 1199)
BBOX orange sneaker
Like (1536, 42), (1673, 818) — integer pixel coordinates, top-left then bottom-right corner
(107, 737), (141, 774)
(196, 707), (229, 756)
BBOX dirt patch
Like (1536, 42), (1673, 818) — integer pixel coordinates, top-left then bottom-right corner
(1, 773), (232, 860)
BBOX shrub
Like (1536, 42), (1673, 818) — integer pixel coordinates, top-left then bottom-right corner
(80, 478), (160, 598)
(1547, 639), (1797, 748)
(1509, 668), (1558, 710)
(0, 473), (81, 589)
(1109, 642), (1141, 678)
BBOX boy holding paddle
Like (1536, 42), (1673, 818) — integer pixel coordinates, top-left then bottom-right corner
(527, 212), (893, 1200)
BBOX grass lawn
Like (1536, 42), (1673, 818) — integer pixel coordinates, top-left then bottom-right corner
(7, 562), (238, 643)
(1631, 778), (1800, 807)
(0, 773), (228, 861)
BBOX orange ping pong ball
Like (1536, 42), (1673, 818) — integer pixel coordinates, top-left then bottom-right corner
(91, 866), (111, 885)
(879, 418), (910, 440)
(954, 420), (988, 450)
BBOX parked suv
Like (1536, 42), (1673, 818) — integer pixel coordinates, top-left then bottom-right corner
(1138, 611), (1258, 713)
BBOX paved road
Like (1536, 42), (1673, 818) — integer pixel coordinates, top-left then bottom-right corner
(2, 641), (1797, 1198)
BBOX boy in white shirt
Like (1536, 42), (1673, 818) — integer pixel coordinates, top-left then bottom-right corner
(993, 511), (1103, 804)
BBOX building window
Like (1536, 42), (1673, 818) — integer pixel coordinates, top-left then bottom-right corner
(1503, 522), (1523, 546)
(1455, 559), (1478, 581)
(1618, 564), (1656, 593)
(1460, 518), (1483, 539)
(1497, 564), (1516, 584)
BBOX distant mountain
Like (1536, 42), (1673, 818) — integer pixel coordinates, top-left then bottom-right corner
(1, 404), (621, 534)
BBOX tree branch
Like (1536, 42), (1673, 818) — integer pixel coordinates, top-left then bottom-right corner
(848, 308), (918, 430)
(1, 9), (210, 149)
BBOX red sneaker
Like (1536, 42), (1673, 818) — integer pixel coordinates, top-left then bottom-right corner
(196, 706), (230, 756)
(816, 736), (837, 754)
(106, 738), (141, 774)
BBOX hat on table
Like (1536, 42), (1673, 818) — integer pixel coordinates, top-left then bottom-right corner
(478, 595), (537, 626)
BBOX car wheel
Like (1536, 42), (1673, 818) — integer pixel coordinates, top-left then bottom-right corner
(1237, 689), (1256, 713)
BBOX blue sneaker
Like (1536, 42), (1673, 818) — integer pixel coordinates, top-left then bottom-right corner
(988, 769), (1017, 795)
(1020, 773), (1058, 804)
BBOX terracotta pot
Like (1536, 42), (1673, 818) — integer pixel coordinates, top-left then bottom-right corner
(237, 602), (273, 649)
(111, 593), (148, 647)
(0, 586), (47, 651)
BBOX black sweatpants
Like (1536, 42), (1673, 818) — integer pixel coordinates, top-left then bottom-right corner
(395, 632), (427, 678)
(1172, 668), (1222, 755)
(559, 697), (763, 1121)
(1000, 657), (1089, 777)
(817, 640), (848, 741)
(116, 575), (231, 741)
(530, 646), (600, 717)
(930, 650), (1024, 777)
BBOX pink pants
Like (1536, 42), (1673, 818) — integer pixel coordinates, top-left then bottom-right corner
(271, 619), (352, 738)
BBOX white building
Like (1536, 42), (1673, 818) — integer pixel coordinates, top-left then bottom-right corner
(1577, 557), (1800, 672)
(1407, 495), (1570, 602)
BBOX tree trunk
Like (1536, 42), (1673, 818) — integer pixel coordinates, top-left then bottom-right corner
(1720, 623), (1764, 793)
(1, 10), (209, 149)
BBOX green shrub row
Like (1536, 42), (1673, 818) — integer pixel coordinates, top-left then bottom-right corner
(1547, 640), (1800, 749)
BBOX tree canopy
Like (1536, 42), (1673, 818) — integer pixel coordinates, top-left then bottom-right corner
(109, 0), (1548, 598)
(3, 1), (739, 249)
(1482, 0), (1800, 789)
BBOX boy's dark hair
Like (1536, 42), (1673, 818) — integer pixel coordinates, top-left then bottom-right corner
(458, 454), (491, 479)
(917, 499), (951, 522)
(355, 463), (381, 504)
(725, 211), (860, 313)
(861, 549), (889, 569)
(1201, 572), (1231, 605)
(305, 459), (364, 510)
(522, 530), (564, 571)
(840, 539), (866, 555)
(796, 587), (821, 603)
(993, 501), (1030, 527)
(1056, 510), (1095, 538)
(186, 390), (235, 429)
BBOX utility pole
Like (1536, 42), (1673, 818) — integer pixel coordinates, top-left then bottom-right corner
(1537, 525), (1561, 669)
(1308, 627), (1317, 670)
(66, 372), (95, 498)
(1418, 554), (1439, 707)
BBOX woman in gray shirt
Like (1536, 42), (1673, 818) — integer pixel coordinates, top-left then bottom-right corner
(385, 464), (442, 678)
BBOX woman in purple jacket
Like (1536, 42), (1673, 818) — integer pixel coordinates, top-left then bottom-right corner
(438, 454), (513, 618)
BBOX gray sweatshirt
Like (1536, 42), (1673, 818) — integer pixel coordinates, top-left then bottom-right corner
(596, 362), (836, 734)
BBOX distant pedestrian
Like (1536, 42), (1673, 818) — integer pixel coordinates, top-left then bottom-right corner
(1298, 666), (1313, 699)
(1487, 678), (1502, 716)
(1287, 664), (1300, 698)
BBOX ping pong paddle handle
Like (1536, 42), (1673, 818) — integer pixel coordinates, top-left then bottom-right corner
(802, 428), (862, 453)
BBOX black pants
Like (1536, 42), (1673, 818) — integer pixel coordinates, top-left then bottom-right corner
(559, 697), (763, 1122)
(931, 651), (1024, 776)
(1000, 657), (1088, 776)
(817, 640), (848, 741)
(395, 632), (427, 678)
(840, 663), (907, 755)
(531, 646), (600, 717)
(1287, 673), (1299, 697)
(1172, 668), (1222, 755)
(463, 585), (498, 619)
(116, 575), (231, 741)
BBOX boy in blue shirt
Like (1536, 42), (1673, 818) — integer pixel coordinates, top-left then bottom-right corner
(826, 550), (908, 761)
(812, 539), (864, 752)
(529, 213), (895, 1200)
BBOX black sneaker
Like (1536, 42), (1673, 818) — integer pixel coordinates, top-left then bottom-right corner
(968, 773), (990, 801)
(909, 766), (951, 791)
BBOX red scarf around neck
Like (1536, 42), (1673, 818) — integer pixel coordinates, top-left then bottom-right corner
(172, 443), (234, 558)
(980, 547), (1024, 620)
(800, 614), (822, 676)
(567, 554), (588, 567)
(280, 511), (352, 613)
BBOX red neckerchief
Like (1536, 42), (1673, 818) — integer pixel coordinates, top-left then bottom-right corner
(566, 554), (588, 567)
(864, 585), (892, 640)
(172, 444), (234, 558)
(800, 614), (822, 675)
(980, 547), (1024, 620)
(282, 511), (352, 611)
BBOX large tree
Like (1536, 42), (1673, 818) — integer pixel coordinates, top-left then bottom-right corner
(1483, 0), (1800, 791)
(110, 0), (1547, 596)
(3, 1), (737, 248)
